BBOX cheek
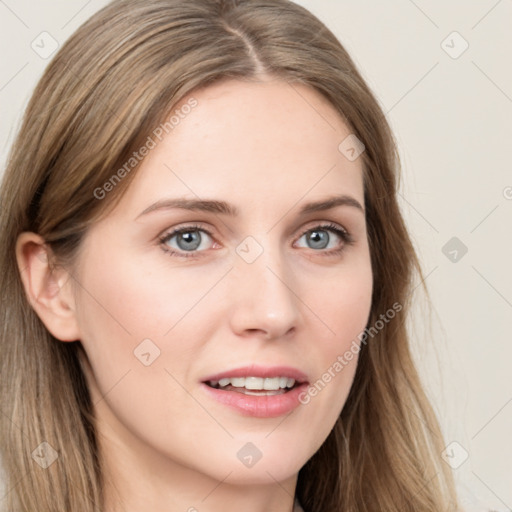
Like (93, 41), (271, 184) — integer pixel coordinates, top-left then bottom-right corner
(72, 250), (181, 400)
(294, 253), (372, 433)
(75, 244), (218, 343)
(307, 251), (373, 351)
(72, 246), (222, 409)
(73, 251), (209, 456)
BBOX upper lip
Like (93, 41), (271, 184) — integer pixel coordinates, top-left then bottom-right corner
(202, 365), (309, 384)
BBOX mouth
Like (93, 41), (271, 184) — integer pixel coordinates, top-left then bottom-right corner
(204, 376), (300, 396)
(200, 365), (309, 418)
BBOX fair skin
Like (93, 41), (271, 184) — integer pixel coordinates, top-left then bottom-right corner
(16, 78), (373, 512)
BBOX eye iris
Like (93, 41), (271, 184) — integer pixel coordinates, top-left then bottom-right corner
(177, 231), (201, 251)
(308, 229), (329, 249)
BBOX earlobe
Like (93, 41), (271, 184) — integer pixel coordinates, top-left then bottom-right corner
(15, 232), (81, 342)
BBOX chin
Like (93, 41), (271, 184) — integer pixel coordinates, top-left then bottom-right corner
(200, 442), (311, 485)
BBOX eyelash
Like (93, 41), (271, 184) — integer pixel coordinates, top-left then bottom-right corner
(158, 222), (354, 259)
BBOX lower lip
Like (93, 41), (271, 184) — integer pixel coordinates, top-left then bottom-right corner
(200, 382), (308, 418)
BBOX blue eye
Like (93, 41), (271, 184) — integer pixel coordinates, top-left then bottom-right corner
(159, 224), (214, 258)
(295, 223), (352, 255)
(159, 222), (353, 259)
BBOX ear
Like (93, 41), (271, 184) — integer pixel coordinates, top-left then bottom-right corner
(15, 232), (81, 342)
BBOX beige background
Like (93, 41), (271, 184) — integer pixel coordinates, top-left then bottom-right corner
(0, 1), (511, 510)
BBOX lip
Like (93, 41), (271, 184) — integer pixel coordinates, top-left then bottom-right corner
(200, 365), (309, 418)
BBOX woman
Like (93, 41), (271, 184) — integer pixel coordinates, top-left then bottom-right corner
(0, 0), (462, 510)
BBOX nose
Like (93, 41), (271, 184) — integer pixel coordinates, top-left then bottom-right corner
(228, 245), (301, 341)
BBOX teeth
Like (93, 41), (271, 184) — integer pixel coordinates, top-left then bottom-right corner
(231, 377), (245, 388)
(263, 377), (280, 390)
(210, 376), (296, 390)
(245, 377), (264, 390)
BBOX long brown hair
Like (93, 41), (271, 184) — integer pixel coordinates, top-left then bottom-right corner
(0, 0), (460, 510)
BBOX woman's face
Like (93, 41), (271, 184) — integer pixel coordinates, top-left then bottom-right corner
(69, 79), (373, 487)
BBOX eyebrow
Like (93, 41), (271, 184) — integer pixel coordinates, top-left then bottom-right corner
(135, 194), (365, 220)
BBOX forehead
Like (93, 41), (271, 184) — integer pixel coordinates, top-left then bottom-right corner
(113, 79), (364, 217)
